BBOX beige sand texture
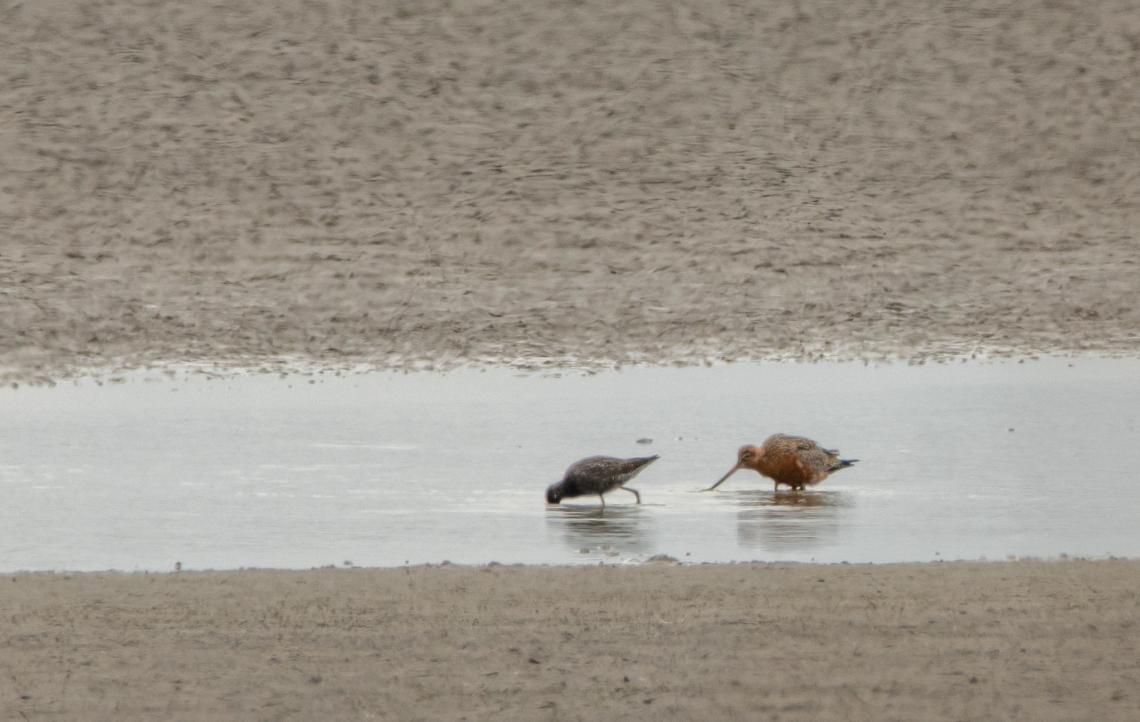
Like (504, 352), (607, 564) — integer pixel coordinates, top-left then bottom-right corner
(5, 562), (1140, 721)
(2, 0), (1139, 383)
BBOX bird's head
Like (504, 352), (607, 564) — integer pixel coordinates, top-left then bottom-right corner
(737, 445), (761, 468)
(702, 444), (762, 492)
(545, 483), (564, 505)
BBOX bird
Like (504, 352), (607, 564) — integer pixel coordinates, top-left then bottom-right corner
(703, 434), (856, 492)
(546, 455), (659, 510)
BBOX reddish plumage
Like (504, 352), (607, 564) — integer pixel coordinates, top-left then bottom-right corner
(704, 434), (857, 492)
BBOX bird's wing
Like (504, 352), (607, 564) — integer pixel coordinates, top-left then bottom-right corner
(606, 455), (658, 481)
(766, 433), (817, 450)
(565, 456), (656, 485)
(564, 456), (613, 482)
(796, 443), (840, 474)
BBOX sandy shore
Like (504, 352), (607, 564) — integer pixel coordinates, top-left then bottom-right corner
(4, 2), (1139, 720)
(3, 561), (1137, 721)
(3, 0), (1140, 384)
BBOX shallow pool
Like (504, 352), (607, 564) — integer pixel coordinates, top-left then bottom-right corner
(0, 358), (1137, 571)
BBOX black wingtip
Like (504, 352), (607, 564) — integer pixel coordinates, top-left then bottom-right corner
(828, 458), (858, 473)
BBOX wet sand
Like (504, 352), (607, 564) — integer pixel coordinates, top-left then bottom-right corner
(5, 561), (1140, 721)
(2, 0), (1140, 384)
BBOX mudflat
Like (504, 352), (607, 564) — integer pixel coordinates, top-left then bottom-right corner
(3, 2), (1139, 720)
(5, 561), (1139, 721)
(2, 0), (1139, 384)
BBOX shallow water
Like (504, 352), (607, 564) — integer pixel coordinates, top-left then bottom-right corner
(0, 358), (1138, 571)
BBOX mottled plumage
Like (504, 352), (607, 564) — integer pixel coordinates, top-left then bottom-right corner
(704, 434), (856, 492)
(546, 455), (659, 509)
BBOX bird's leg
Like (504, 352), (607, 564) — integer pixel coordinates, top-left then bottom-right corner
(598, 493), (606, 512)
(622, 486), (641, 504)
(773, 480), (779, 493)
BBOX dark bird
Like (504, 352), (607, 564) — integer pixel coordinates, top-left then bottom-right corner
(704, 434), (856, 492)
(546, 455), (659, 510)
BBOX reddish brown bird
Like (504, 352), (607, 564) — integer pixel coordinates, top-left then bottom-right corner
(704, 434), (856, 492)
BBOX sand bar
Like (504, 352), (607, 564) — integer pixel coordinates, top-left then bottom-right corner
(5, 561), (1140, 721)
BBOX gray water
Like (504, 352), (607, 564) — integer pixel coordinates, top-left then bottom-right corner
(0, 358), (1137, 572)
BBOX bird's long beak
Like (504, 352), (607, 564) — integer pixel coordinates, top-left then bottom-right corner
(702, 463), (742, 492)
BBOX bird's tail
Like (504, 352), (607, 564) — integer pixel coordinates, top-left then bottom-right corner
(831, 458), (857, 472)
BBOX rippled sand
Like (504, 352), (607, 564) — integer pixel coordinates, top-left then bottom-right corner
(2, 0), (1139, 385)
(6, 561), (1139, 721)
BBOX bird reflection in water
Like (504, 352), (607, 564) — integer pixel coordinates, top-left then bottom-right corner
(545, 504), (658, 559)
(731, 489), (849, 553)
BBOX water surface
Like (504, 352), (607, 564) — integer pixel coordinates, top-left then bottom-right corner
(0, 358), (1137, 571)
